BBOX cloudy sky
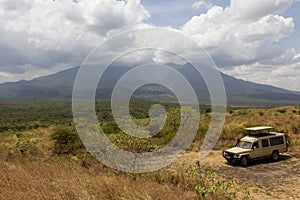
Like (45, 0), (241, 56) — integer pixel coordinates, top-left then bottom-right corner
(0, 0), (299, 91)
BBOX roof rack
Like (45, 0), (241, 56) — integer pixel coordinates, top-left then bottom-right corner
(245, 126), (273, 131)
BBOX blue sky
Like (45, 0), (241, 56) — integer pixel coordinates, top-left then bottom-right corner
(140, 0), (300, 91)
(0, 0), (299, 91)
(141, 0), (230, 28)
(142, 0), (300, 51)
(280, 1), (300, 50)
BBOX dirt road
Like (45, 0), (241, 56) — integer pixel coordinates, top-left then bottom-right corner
(180, 147), (300, 199)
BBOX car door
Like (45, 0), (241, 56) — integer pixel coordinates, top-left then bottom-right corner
(250, 141), (263, 159)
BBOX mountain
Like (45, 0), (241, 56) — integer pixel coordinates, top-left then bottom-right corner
(0, 64), (299, 106)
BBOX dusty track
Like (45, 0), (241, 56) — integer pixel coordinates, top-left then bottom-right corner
(180, 147), (300, 199)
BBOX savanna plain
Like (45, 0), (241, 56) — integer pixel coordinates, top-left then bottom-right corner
(0, 99), (299, 200)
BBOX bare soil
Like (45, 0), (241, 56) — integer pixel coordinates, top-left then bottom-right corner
(180, 147), (300, 199)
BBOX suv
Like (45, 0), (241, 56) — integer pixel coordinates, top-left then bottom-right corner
(222, 126), (288, 166)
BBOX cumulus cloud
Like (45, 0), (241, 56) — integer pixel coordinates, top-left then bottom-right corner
(0, 0), (149, 78)
(182, 1), (294, 67)
(0, 64), (72, 84)
(192, 0), (213, 10)
(230, 0), (294, 20)
(0, 0), (299, 91)
(222, 60), (300, 91)
(181, 0), (300, 90)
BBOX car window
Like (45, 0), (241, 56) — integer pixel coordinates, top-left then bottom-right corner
(270, 136), (284, 146)
(253, 142), (259, 149)
(262, 139), (269, 147)
(236, 141), (252, 149)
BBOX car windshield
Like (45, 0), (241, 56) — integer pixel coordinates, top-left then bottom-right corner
(236, 141), (252, 149)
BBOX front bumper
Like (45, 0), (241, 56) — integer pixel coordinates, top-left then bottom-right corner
(223, 151), (240, 163)
(225, 156), (240, 163)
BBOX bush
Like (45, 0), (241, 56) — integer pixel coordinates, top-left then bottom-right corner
(194, 168), (250, 200)
(15, 133), (38, 156)
(277, 109), (287, 114)
(111, 133), (159, 153)
(50, 126), (84, 155)
(205, 108), (212, 113)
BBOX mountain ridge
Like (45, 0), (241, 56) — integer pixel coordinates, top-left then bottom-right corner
(0, 65), (299, 106)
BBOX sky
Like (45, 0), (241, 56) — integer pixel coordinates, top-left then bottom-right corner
(0, 0), (299, 91)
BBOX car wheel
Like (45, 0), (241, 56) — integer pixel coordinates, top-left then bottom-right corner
(271, 151), (280, 162)
(240, 156), (248, 167)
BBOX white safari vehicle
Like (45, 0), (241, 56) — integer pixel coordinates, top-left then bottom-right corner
(222, 126), (288, 166)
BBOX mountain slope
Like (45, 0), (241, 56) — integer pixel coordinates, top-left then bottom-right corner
(0, 65), (299, 106)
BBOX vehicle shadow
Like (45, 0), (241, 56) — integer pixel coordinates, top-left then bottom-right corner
(226, 154), (292, 167)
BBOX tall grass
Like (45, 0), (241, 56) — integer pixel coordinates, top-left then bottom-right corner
(0, 106), (299, 199)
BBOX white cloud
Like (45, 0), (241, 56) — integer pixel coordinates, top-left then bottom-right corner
(0, 0), (149, 75)
(182, 2), (295, 66)
(180, 0), (300, 90)
(192, 0), (213, 10)
(222, 60), (300, 91)
(230, 0), (294, 20)
(0, 64), (73, 83)
(0, 0), (299, 91)
(220, 47), (300, 91)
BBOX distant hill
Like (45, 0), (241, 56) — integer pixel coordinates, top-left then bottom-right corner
(0, 64), (299, 106)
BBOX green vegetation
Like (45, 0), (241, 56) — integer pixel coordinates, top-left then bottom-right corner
(194, 169), (249, 200)
(0, 99), (209, 154)
(50, 126), (84, 155)
(15, 132), (38, 156)
(0, 99), (299, 199)
(0, 99), (72, 132)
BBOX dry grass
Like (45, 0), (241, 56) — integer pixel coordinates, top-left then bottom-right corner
(0, 127), (197, 200)
(0, 106), (299, 199)
(218, 106), (300, 148)
(0, 158), (195, 200)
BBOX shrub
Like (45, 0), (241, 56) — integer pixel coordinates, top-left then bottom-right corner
(277, 109), (287, 114)
(111, 133), (159, 153)
(50, 126), (84, 155)
(194, 169), (250, 200)
(15, 133), (38, 156)
(205, 108), (212, 113)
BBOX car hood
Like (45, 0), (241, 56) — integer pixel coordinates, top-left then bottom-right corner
(225, 147), (251, 154)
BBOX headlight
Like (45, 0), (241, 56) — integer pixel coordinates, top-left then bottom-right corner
(233, 154), (239, 158)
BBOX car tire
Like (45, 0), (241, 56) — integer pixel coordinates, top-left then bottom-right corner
(271, 151), (280, 162)
(240, 156), (248, 167)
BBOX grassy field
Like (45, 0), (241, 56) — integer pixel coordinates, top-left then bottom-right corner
(0, 99), (299, 199)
